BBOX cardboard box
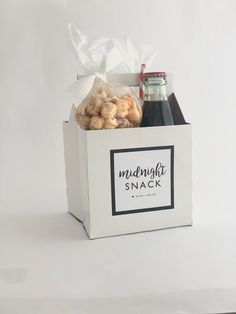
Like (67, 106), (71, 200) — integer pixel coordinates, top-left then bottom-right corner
(63, 73), (192, 239)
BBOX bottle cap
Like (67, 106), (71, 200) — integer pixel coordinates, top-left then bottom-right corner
(145, 72), (167, 78)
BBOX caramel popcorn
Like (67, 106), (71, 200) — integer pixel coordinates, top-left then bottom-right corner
(116, 98), (129, 118)
(89, 116), (105, 130)
(101, 102), (117, 119)
(104, 118), (119, 129)
(75, 113), (91, 129)
(86, 97), (103, 116)
(126, 99), (142, 127)
(75, 87), (142, 130)
(117, 117), (133, 128)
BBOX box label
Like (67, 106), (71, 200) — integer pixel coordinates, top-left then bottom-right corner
(110, 146), (174, 215)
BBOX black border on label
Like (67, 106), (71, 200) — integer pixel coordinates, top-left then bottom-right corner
(110, 145), (174, 216)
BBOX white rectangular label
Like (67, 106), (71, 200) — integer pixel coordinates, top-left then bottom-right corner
(110, 146), (174, 215)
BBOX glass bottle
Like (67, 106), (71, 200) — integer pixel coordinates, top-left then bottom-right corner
(140, 72), (174, 127)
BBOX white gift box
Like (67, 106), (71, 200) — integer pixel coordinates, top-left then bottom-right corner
(63, 73), (192, 239)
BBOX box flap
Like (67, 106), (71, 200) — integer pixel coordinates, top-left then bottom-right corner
(68, 104), (77, 123)
(168, 93), (186, 125)
(63, 105), (87, 223)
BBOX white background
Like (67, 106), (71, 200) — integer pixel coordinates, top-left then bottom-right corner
(1, 0), (236, 313)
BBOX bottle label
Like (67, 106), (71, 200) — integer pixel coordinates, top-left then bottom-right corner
(110, 146), (174, 215)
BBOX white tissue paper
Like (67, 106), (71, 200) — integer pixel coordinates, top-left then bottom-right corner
(68, 23), (157, 105)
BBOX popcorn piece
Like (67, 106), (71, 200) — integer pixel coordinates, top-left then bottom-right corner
(101, 102), (117, 118)
(119, 93), (134, 109)
(89, 116), (105, 130)
(105, 89), (114, 98)
(116, 98), (130, 118)
(86, 97), (103, 116)
(107, 96), (119, 104)
(75, 113), (91, 129)
(126, 99), (142, 127)
(103, 118), (118, 129)
(117, 117), (133, 128)
(76, 100), (88, 116)
(96, 87), (114, 99)
(116, 93), (137, 118)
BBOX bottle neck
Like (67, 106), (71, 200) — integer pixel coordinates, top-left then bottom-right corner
(144, 78), (168, 102)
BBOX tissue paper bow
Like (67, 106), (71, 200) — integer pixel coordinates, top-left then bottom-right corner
(68, 23), (157, 103)
(68, 23), (123, 103)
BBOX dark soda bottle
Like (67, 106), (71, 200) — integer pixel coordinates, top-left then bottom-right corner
(140, 72), (174, 127)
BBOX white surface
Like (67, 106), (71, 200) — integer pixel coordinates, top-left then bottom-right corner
(1, 0), (236, 313)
